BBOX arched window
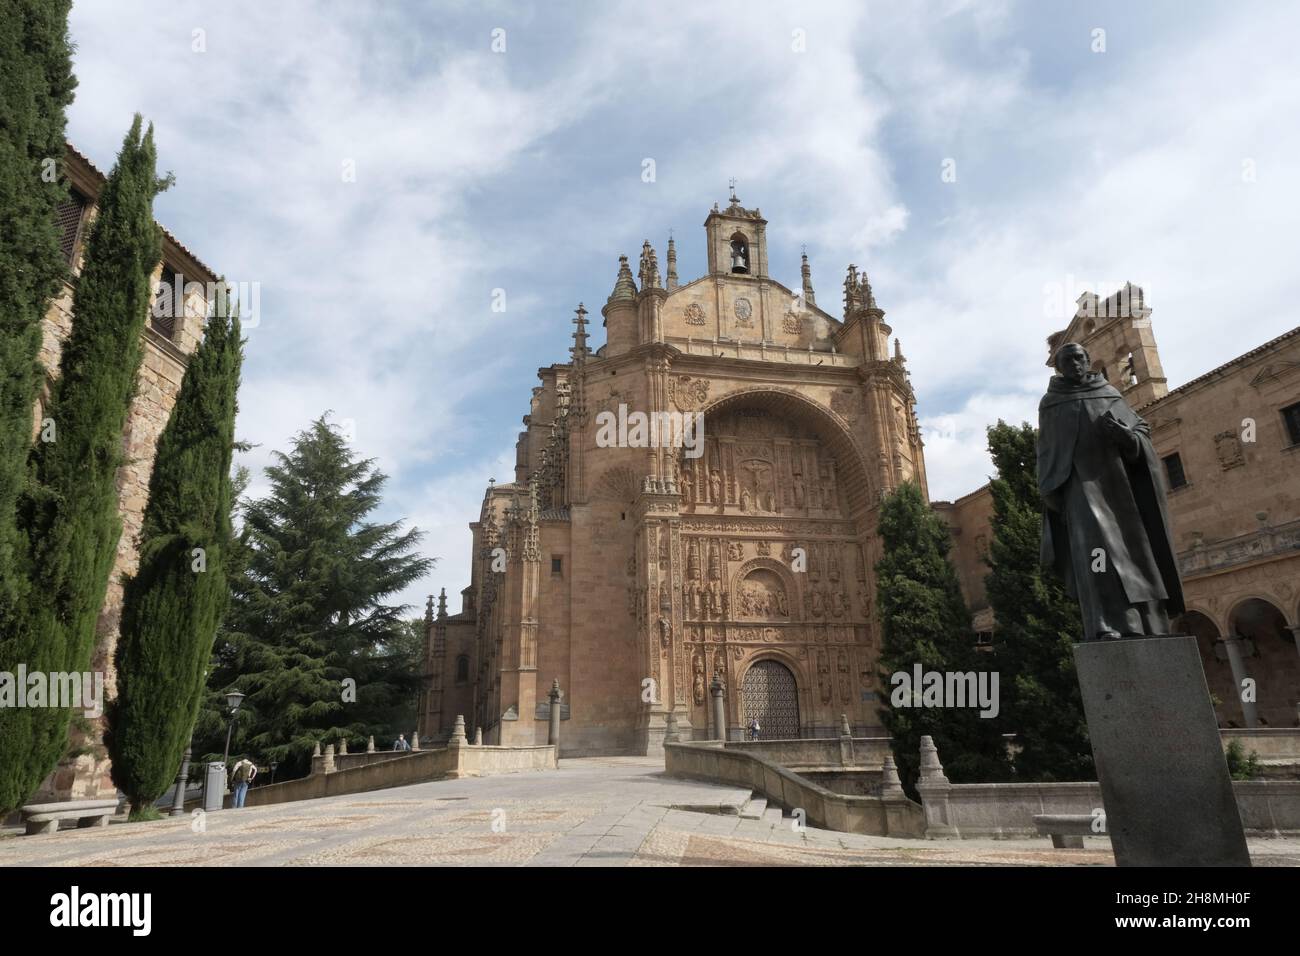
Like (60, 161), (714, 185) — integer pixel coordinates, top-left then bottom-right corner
(455, 656), (469, 684)
(729, 233), (749, 274)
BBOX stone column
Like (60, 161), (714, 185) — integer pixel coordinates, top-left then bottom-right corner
(411, 732), (421, 751)
(548, 679), (563, 747)
(916, 735), (956, 837)
(880, 755), (904, 798)
(838, 713), (854, 766)
(474, 727), (483, 746)
(1221, 635), (1259, 728)
(664, 712), (680, 743)
(339, 737), (349, 756)
(366, 736), (375, 753)
(710, 672), (726, 741)
(323, 744), (336, 774)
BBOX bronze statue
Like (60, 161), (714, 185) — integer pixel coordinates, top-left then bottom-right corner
(1038, 342), (1184, 641)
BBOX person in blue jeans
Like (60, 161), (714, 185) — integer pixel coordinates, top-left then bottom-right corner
(230, 756), (257, 808)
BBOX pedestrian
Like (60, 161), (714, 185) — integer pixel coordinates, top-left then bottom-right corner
(229, 755), (257, 809)
(393, 733), (411, 751)
(748, 716), (761, 741)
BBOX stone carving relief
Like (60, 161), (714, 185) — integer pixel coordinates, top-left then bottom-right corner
(693, 652), (705, 705)
(669, 374), (710, 413)
(1214, 430), (1245, 470)
(684, 302), (706, 326)
(733, 297), (754, 327)
(737, 569), (789, 619)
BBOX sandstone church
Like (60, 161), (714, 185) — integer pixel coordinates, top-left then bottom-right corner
(418, 190), (928, 754)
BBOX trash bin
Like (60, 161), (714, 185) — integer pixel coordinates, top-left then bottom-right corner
(203, 762), (226, 812)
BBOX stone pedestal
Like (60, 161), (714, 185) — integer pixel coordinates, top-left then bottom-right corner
(1073, 636), (1250, 867)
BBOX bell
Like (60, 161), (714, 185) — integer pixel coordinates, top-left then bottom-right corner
(731, 250), (748, 274)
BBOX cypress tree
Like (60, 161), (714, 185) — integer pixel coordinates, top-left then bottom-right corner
(0, 116), (170, 813)
(106, 291), (243, 815)
(985, 420), (1093, 780)
(192, 417), (432, 778)
(0, 0), (76, 626)
(876, 481), (1010, 799)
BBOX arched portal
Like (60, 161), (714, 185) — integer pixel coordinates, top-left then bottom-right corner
(741, 660), (800, 739)
(1178, 610), (1238, 725)
(1229, 598), (1300, 727)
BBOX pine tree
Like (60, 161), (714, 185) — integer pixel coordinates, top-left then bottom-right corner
(105, 291), (243, 815)
(0, 116), (170, 813)
(0, 0), (76, 633)
(985, 420), (1093, 781)
(876, 481), (1010, 799)
(192, 417), (432, 778)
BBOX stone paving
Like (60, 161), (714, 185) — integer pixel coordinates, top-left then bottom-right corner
(2, 757), (1297, 866)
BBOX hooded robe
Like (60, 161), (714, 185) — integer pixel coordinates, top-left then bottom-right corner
(1037, 372), (1184, 640)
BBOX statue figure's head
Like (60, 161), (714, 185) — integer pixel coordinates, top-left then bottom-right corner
(1053, 342), (1091, 384)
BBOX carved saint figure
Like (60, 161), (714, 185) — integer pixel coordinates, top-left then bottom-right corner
(793, 473), (806, 508)
(1038, 342), (1184, 641)
(709, 470), (722, 504)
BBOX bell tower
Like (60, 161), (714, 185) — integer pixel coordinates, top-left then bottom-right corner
(704, 181), (768, 279)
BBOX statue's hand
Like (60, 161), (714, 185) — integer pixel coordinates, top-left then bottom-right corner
(1102, 413), (1141, 459)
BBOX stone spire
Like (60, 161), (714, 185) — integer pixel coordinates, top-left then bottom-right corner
(666, 233), (678, 289)
(570, 302), (590, 362)
(842, 264), (879, 317)
(424, 593), (434, 628)
(801, 248), (816, 307)
(437, 587), (448, 619)
(894, 337), (905, 363)
(608, 255), (637, 302)
(637, 240), (661, 290)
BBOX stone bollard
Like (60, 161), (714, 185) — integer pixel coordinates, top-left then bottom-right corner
(323, 744), (336, 774)
(449, 715), (468, 749)
(664, 712), (680, 743)
(312, 741), (322, 758)
(474, 727), (483, 746)
(548, 679), (563, 747)
(411, 732), (420, 752)
(880, 755), (905, 798)
(918, 735), (950, 785)
(339, 737), (349, 756)
(367, 735), (375, 753)
(710, 673), (726, 741)
(170, 743), (193, 817)
(838, 713), (854, 766)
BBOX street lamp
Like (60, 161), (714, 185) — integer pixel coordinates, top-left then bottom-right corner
(221, 689), (246, 774)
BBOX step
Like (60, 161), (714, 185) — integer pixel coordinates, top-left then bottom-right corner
(761, 805), (785, 827)
(739, 796), (767, 820)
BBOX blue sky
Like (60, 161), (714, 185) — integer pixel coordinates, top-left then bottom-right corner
(65, 0), (1300, 617)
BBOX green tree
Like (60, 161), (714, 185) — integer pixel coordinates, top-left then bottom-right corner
(0, 115), (171, 813)
(193, 417), (432, 778)
(105, 291), (243, 815)
(876, 481), (1010, 799)
(0, 0), (76, 639)
(985, 421), (1093, 781)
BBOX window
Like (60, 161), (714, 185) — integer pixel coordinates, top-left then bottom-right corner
(151, 265), (178, 340)
(1163, 452), (1187, 490)
(55, 190), (89, 265)
(455, 656), (469, 684)
(1282, 402), (1300, 447)
(551, 556), (563, 575)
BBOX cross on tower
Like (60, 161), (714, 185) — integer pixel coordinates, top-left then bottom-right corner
(728, 177), (738, 201)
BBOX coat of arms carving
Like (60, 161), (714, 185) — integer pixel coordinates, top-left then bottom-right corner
(670, 375), (710, 412)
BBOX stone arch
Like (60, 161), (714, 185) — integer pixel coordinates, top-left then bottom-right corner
(738, 655), (802, 739)
(691, 386), (876, 520)
(729, 556), (800, 622)
(1228, 597), (1299, 728)
(729, 231), (750, 274)
(1178, 609), (1238, 726)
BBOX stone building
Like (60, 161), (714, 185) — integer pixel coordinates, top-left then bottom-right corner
(941, 285), (1300, 728)
(419, 190), (928, 753)
(31, 144), (217, 800)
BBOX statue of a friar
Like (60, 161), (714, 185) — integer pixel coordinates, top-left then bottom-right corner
(1038, 342), (1184, 641)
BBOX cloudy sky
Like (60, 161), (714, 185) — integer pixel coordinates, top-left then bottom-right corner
(65, 0), (1300, 617)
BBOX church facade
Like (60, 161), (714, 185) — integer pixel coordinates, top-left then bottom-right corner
(418, 192), (927, 754)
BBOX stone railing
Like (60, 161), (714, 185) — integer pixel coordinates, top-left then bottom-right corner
(1178, 516), (1300, 577)
(670, 336), (855, 367)
(238, 742), (556, 809)
(663, 739), (925, 838)
(918, 738), (1300, 839)
(721, 736), (893, 771)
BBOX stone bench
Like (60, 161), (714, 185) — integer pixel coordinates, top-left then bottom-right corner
(20, 799), (120, 835)
(1033, 813), (1100, 849)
